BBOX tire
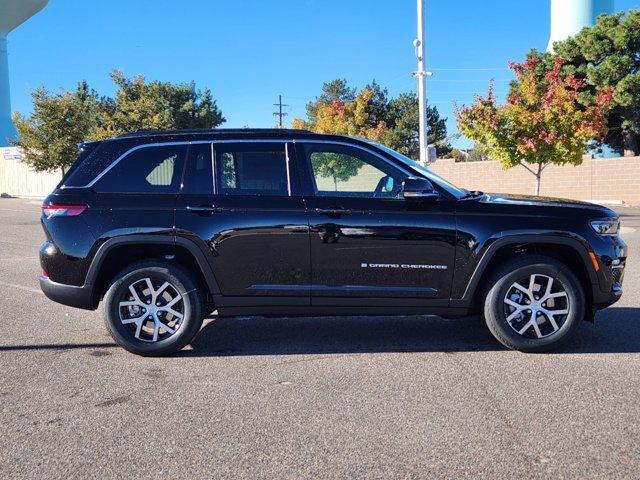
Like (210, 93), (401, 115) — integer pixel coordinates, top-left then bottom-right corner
(483, 255), (585, 353)
(103, 260), (205, 356)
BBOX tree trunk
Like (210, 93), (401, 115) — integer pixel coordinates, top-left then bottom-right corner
(534, 163), (543, 196)
(60, 165), (66, 177)
(333, 176), (338, 191)
(623, 129), (639, 157)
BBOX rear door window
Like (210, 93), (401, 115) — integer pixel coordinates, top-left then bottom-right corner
(214, 143), (289, 196)
(94, 145), (187, 193)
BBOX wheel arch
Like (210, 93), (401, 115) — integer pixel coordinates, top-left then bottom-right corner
(86, 235), (221, 303)
(452, 234), (597, 310)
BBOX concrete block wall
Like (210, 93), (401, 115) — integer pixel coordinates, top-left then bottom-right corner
(429, 156), (640, 205)
(0, 147), (60, 197)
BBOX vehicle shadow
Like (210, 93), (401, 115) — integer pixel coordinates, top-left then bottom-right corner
(183, 307), (640, 357)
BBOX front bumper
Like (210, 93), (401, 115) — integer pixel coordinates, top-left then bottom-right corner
(39, 275), (98, 310)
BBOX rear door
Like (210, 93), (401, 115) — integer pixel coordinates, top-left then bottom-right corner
(174, 141), (311, 306)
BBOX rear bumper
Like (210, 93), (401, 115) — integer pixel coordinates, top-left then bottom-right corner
(38, 275), (98, 310)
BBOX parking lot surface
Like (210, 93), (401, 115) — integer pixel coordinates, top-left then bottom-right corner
(1, 197), (639, 480)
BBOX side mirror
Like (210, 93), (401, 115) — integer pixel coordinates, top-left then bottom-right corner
(403, 177), (439, 201)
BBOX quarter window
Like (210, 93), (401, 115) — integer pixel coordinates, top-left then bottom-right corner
(94, 145), (187, 193)
(215, 143), (289, 196)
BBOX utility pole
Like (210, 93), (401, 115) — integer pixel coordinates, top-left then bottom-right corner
(413, 0), (432, 165)
(273, 95), (288, 128)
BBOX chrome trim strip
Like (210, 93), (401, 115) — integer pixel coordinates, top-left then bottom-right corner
(72, 137), (406, 189)
(76, 139), (295, 189)
(210, 142), (217, 195)
(248, 284), (437, 293)
(285, 142), (292, 196)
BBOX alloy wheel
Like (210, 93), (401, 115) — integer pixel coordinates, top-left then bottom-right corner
(502, 274), (570, 339)
(118, 277), (185, 342)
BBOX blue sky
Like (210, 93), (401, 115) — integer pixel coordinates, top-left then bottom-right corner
(7, 0), (640, 148)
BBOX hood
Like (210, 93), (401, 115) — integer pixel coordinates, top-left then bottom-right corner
(481, 193), (616, 214)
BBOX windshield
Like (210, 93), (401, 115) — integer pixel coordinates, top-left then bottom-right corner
(364, 140), (469, 199)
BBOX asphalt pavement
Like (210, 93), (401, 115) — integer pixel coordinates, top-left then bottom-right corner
(1, 197), (639, 479)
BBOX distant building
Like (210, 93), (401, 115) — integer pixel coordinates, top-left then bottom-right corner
(547, 0), (613, 52)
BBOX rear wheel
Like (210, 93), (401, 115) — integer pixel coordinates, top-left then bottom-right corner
(483, 255), (585, 352)
(103, 260), (205, 356)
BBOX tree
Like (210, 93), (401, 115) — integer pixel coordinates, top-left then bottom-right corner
(96, 70), (225, 138)
(293, 87), (386, 187)
(383, 92), (451, 159)
(304, 79), (356, 127)
(12, 72), (226, 173)
(457, 56), (613, 195)
(12, 82), (101, 174)
(311, 152), (364, 191)
(293, 87), (386, 140)
(546, 10), (640, 156)
(295, 78), (451, 160)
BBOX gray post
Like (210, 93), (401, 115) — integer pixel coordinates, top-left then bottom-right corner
(0, 0), (50, 146)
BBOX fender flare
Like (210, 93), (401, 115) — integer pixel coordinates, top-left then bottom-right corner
(85, 234), (221, 295)
(451, 233), (598, 307)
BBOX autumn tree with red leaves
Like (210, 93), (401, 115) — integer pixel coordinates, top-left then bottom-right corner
(456, 56), (614, 195)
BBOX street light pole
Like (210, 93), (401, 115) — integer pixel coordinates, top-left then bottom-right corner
(414, 0), (430, 165)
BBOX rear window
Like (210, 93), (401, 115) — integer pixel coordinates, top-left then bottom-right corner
(93, 145), (187, 193)
(61, 139), (139, 188)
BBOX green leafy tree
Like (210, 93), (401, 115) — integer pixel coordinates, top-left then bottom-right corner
(457, 57), (613, 195)
(545, 9), (640, 155)
(12, 82), (101, 174)
(296, 78), (451, 160)
(96, 70), (225, 138)
(304, 79), (356, 126)
(383, 92), (452, 159)
(311, 153), (364, 191)
(13, 72), (226, 173)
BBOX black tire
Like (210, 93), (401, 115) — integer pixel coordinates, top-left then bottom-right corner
(483, 255), (585, 353)
(103, 260), (205, 356)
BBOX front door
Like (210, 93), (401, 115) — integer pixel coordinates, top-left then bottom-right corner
(295, 141), (457, 306)
(174, 141), (310, 305)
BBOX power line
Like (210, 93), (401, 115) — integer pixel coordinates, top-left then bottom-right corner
(273, 95), (288, 128)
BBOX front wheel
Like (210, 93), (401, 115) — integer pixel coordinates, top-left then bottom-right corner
(483, 255), (586, 352)
(103, 260), (205, 356)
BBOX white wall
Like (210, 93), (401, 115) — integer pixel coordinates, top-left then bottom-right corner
(0, 147), (60, 197)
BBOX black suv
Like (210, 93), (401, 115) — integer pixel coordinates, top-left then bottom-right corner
(39, 129), (627, 355)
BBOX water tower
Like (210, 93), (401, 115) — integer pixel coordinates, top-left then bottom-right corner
(547, 0), (613, 51)
(0, 0), (49, 146)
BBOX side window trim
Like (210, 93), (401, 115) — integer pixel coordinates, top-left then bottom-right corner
(285, 142), (292, 196)
(211, 143), (217, 195)
(211, 140), (292, 197)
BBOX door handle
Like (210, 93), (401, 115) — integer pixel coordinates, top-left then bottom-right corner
(186, 205), (225, 214)
(315, 208), (352, 216)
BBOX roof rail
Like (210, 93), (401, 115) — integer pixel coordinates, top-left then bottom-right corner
(116, 128), (313, 138)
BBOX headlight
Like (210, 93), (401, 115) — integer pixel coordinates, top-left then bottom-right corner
(590, 218), (620, 236)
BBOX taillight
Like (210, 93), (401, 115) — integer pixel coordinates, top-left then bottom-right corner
(41, 203), (87, 218)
